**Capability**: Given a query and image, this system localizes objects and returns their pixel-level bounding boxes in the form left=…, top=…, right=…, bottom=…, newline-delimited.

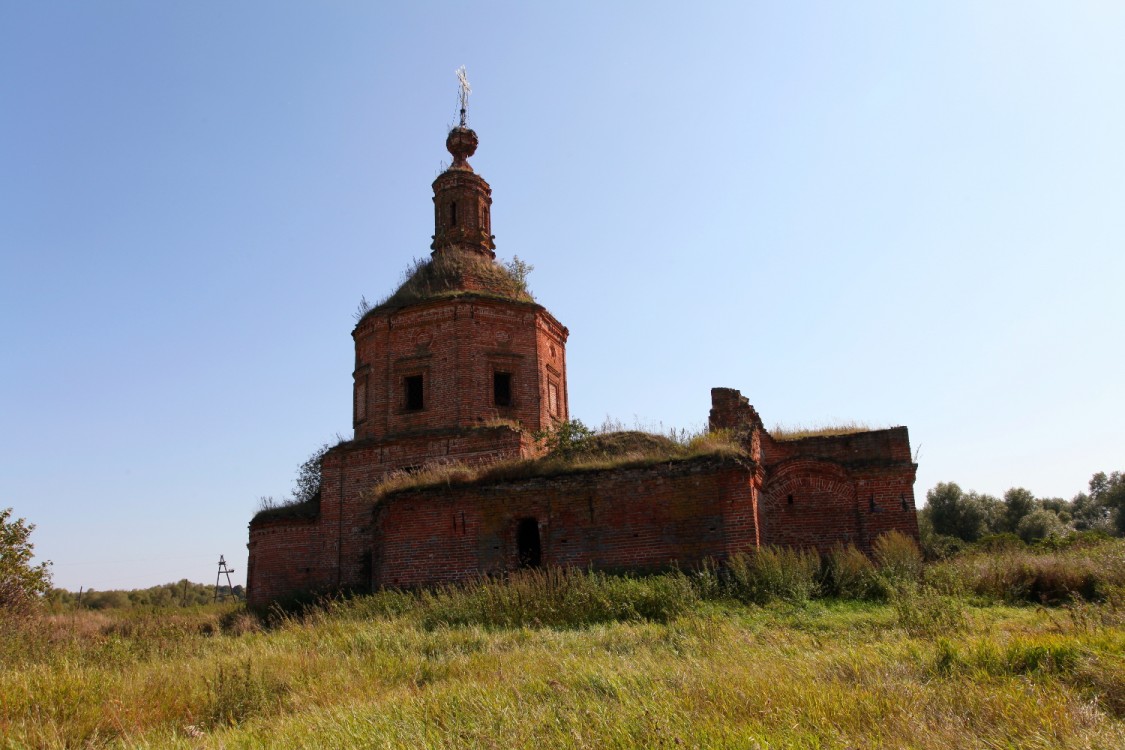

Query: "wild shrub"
left=917, top=512, right=965, bottom=560
left=932, top=544, right=1124, bottom=605
left=532, top=419, right=596, bottom=458
left=972, top=532, right=1026, bottom=552
left=724, top=547, right=820, bottom=604
left=822, top=544, right=884, bottom=600
left=202, top=659, right=288, bottom=728
left=873, top=530, right=924, bottom=587
left=0, top=508, right=52, bottom=615
left=690, top=558, right=724, bottom=601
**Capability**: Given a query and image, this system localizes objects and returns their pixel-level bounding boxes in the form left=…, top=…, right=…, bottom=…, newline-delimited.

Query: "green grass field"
left=3, top=541, right=1124, bottom=748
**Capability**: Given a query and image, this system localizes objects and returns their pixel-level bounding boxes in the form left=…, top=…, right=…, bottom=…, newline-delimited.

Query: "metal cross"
left=456, top=65, right=471, bottom=127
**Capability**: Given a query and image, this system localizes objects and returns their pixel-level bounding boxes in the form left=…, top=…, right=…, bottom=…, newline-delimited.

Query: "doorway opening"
left=516, top=518, right=542, bottom=569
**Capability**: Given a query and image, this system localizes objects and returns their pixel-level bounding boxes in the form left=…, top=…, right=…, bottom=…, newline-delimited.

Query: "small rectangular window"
left=493, top=372, right=512, bottom=406
left=405, top=375, right=424, bottom=411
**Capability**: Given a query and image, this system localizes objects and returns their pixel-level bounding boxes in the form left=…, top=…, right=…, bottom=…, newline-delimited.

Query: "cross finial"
left=455, top=65, right=471, bottom=128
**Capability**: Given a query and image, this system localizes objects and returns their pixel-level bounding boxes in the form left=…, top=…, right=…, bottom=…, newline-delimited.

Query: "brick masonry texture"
left=245, top=125, right=919, bottom=606
left=370, top=457, right=759, bottom=588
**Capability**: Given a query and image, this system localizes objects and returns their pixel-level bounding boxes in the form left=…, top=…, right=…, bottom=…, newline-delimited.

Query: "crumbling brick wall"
left=369, top=456, right=760, bottom=589
left=710, top=388, right=919, bottom=553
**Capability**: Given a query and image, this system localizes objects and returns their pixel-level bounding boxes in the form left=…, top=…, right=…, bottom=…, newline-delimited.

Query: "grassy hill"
left=3, top=538, right=1124, bottom=748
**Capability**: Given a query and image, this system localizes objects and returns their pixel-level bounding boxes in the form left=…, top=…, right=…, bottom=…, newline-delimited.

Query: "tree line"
left=920, top=470, right=1124, bottom=555
left=45, top=580, right=244, bottom=610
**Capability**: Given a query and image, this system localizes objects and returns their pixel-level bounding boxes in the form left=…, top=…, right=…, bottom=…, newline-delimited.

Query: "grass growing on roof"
left=770, top=420, right=889, bottom=441
left=362, top=251, right=535, bottom=318
left=367, top=427, right=747, bottom=504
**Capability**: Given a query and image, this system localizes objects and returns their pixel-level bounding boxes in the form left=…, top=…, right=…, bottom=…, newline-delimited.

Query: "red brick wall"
left=246, top=518, right=332, bottom=605
left=757, top=429, right=919, bottom=552
left=352, top=296, right=568, bottom=442
left=370, top=457, right=761, bottom=588
left=711, top=388, right=919, bottom=553
left=247, top=425, right=533, bottom=606
left=249, top=386, right=919, bottom=606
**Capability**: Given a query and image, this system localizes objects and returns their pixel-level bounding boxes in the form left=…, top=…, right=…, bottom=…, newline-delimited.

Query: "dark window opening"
left=517, top=518, right=541, bottom=568
left=451, top=202, right=458, bottom=226
left=405, top=375, right=424, bottom=411
left=493, top=372, right=512, bottom=406
left=787, top=494, right=794, bottom=505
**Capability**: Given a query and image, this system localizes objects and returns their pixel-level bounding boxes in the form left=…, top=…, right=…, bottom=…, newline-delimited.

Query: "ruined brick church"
left=246, top=107, right=919, bottom=606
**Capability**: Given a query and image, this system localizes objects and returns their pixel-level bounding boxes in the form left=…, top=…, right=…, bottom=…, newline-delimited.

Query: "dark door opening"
left=516, top=518, right=542, bottom=569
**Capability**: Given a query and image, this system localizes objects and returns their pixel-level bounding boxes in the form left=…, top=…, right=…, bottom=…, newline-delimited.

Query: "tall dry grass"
left=3, top=539, right=1124, bottom=748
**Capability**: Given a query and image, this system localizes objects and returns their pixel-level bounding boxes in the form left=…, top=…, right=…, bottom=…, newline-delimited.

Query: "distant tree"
left=923, top=483, right=1003, bottom=542
left=0, top=508, right=52, bottom=615
left=1089, top=471, right=1125, bottom=534
left=1039, top=497, right=1072, bottom=524
left=84, top=589, right=131, bottom=610
left=1001, top=487, right=1039, bottom=533
left=1068, top=471, right=1124, bottom=535
left=1016, top=508, right=1067, bottom=543
left=1070, top=491, right=1112, bottom=533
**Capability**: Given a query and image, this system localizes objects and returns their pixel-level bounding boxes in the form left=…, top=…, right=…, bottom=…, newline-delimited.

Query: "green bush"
left=873, top=531, right=924, bottom=586
left=724, top=547, right=821, bottom=604
left=822, top=544, right=885, bottom=600
left=1, top=508, right=52, bottom=615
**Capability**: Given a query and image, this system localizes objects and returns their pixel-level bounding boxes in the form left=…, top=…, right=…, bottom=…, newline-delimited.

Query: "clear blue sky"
left=2, top=2, right=1122, bottom=591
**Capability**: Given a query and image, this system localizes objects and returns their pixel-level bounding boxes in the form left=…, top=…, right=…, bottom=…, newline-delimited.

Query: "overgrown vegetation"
left=3, top=537, right=1124, bottom=748
left=0, top=507, right=51, bottom=615
left=769, top=420, right=882, bottom=441
left=252, top=442, right=336, bottom=523
left=365, top=420, right=746, bottom=505
left=919, top=470, right=1125, bottom=558
left=361, top=251, right=536, bottom=318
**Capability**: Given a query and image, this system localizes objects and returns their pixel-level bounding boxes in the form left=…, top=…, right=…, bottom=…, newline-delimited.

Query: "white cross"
left=456, top=66, right=471, bottom=125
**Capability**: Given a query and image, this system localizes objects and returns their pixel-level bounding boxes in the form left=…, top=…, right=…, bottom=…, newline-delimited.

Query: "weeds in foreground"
left=4, top=590, right=1124, bottom=749
left=892, top=583, right=967, bottom=637
left=7, top=538, right=1125, bottom=748
left=417, top=567, right=698, bottom=629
